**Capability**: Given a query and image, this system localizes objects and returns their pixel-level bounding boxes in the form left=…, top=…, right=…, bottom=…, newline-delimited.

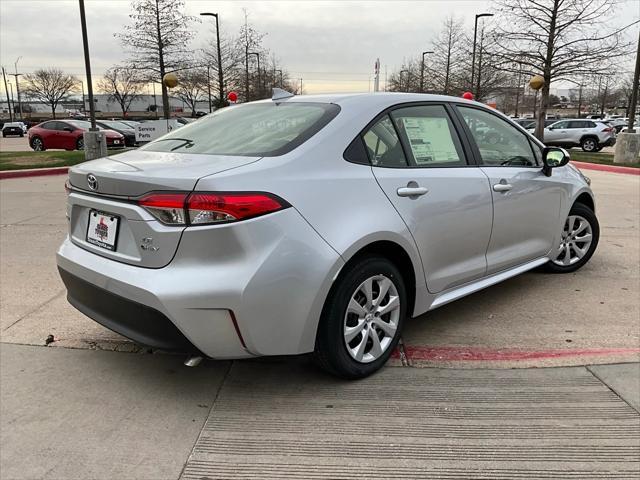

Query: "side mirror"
left=63, top=127, right=73, bottom=132
left=542, top=147, right=570, bottom=176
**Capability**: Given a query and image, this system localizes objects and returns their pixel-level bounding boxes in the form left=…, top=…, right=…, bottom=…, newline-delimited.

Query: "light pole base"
left=83, top=130, right=107, bottom=161
left=613, top=132, right=640, bottom=164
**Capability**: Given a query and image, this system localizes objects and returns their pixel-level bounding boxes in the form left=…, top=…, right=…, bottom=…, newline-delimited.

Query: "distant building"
left=1, top=94, right=211, bottom=120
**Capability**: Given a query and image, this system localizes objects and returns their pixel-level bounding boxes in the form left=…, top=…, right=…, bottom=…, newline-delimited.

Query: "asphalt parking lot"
left=1, top=170, right=639, bottom=479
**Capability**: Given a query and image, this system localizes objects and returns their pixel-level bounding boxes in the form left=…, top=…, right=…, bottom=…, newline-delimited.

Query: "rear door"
left=368, top=104, right=493, bottom=294
left=454, top=105, right=560, bottom=273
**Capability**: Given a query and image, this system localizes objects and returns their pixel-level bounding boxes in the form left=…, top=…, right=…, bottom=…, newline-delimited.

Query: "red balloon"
left=227, top=91, right=238, bottom=102
left=462, top=91, right=474, bottom=100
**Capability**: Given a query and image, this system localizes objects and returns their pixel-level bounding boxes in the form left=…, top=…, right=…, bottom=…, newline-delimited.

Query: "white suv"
left=533, top=119, right=616, bottom=152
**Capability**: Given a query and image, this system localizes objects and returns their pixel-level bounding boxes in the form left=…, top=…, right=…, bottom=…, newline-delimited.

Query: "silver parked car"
left=531, top=119, right=616, bottom=152
left=57, top=92, right=599, bottom=378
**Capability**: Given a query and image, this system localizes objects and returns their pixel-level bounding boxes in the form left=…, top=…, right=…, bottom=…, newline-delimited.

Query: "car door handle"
left=397, top=186, right=429, bottom=197
left=493, top=183, right=513, bottom=192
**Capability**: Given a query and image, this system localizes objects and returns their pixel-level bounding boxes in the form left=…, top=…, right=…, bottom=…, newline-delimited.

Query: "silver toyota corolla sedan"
left=57, top=92, right=599, bottom=378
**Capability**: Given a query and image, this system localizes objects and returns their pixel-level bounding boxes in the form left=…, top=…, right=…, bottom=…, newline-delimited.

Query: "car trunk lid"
left=68, top=150, right=260, bottom=197
left=66, top=150, right=260, bottom=268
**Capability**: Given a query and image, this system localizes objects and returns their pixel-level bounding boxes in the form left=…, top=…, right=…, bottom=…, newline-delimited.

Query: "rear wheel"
left=545, top=203, right=599, bottom=273
left=30, top=136, right=45, bottom=151
left=76, top=137, right=84, bottom=150
left=314, top=256, right=406, bottom=379
left=580, top=137, right=598, bottom=152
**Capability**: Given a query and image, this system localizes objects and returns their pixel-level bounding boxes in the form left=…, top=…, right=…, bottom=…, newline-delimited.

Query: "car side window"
left=363, top=115, right=408, bottom=167
left=552, top=120, right=569, bottom=129
left=389, top=105, right=467, bottom=167
left=40, top=121, right=56, bottom=130
left=457, top=106, right=538, bottom=167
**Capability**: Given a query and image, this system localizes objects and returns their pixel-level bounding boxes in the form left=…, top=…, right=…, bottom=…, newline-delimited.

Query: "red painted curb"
left=401, top=345, right=640, bottom=362
left=571, top=160, right=639, bottom=176
left=0, top=167, right=69, bottom=180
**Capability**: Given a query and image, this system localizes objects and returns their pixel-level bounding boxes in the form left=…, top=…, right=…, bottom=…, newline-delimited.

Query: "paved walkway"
left=1, top=344, right=638, bottom=479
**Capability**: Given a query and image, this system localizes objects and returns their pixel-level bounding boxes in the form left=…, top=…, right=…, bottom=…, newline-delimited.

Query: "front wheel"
left=314, top=256, right=406, bottom=379
left=545, top=203, right=599, bottom=273
left=76, top=137, right=84, bottom=150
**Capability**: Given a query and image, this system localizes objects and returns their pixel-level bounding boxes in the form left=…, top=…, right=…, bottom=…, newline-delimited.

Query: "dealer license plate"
left=86, top=210, right=119, bottom=251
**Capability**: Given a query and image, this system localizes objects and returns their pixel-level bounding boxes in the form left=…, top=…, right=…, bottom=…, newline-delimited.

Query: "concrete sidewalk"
left=1, top=343, right=638, bottom=480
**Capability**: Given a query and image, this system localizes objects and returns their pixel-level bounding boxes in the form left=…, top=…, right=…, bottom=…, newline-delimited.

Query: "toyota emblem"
left=87, top=174, right=98, bottom=191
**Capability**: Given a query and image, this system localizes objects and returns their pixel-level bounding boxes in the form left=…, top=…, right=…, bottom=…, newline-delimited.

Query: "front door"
left=455, top=105, right=560, bottom=274
left=544, top=120, right=571, bottom=145
left=367, top=104, right=493, bottom=294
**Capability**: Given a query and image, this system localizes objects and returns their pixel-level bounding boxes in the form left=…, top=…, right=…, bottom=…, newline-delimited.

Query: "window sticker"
left=401, top=117, right=461, bottom=164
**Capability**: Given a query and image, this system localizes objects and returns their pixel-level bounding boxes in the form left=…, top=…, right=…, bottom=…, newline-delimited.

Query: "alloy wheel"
left=582, top=139, right=596, bottom=152
left=552, top=215, right=593, bottom=266
left=32, top=138, right=43, bottom=151
left=343, top=274, right=400, bottom=363
left=77, top=138, right=84, bottom=150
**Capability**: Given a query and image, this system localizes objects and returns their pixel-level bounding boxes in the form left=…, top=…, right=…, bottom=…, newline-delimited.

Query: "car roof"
left=257, top=92, right=488, bottom=110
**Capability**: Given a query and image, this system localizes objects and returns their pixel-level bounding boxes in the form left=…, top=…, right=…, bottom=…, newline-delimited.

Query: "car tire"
left=30, top=136, right=45, bottom=151
left=76, top=137, right=84, bottom=150
left=580, top=137, right=598, bottom=152
left=314, top=255, right=407, bottom=379
left=544, top=202, right=599, bottom=274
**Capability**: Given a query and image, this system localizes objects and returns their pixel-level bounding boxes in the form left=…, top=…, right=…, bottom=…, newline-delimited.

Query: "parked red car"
left=28, top=119, right=125, bottom=151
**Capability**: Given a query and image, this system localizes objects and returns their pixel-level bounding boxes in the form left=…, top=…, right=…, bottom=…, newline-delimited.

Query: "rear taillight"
left=64, top=179, right=71, bottom=194
left=602, top=127, right=613, bottom=132
left=137, top=192, right=289, bottom=226
left=138, top=192, right=188, bottom=225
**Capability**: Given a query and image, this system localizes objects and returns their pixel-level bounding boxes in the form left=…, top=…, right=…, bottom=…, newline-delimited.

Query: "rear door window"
left=389, top=105, right=467, bottom=167
left=141, top=103, right=340, bottom=157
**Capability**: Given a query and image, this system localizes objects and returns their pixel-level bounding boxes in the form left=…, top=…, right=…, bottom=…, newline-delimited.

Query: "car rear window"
left=140, top=102, right=340, bottom=156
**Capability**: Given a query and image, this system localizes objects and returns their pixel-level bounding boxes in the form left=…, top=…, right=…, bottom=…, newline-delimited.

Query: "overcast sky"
left=0, top=0, right=638, bottom=95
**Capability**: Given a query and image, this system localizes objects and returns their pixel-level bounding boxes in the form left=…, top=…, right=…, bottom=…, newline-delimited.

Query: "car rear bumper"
left=56, top=208, right=343, bottom=359
left=59, top=267, right=199, bottom=352
left=602, top=137, right=616, bottom=147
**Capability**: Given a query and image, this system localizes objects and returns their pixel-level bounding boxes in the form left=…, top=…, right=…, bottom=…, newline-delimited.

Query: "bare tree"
left=174, top=70, right=208, bottom=117
left=116, top=0, right=197, bottom=119
left=429, top=16, right=466, bottom=95
left=238, top=9, right=267, bottom=101
left=493, top=0, right=638, bottom=139
left=201, top=33, right=244, bottom=108
left=97, top=66, right=145, bottom=116
left=22, top=68, right=78, bottom=119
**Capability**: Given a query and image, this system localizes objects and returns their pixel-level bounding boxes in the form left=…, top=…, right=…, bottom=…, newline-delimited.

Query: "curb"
left=0, top=167, right=69, bottom=180
left=399, top=345, right=640, bottom=362
left=571, top=160, right=639, bottom=176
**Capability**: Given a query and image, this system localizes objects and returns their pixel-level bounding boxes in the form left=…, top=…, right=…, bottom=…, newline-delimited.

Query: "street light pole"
left=78, top=0, right=96, bottom=131
left=13, top=56, right=23, bottom=121
left=274, top=69, right=282, bottom=88
left=299, top=78, right=303, bottom=95
left=627, top=31, right=640, bottom=133
left=249, top=52, right=261, bottom=98
left=400, top=69, right=409, bottom=92
left=200, top=13, right=224, bottom=108
left=471, top=13, right=493, bottom=92
left=2, top=67, right=13, bottom=122
left=420, top=51, right=433, bottom=93
left=206, top=65, right=212, bottom=113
